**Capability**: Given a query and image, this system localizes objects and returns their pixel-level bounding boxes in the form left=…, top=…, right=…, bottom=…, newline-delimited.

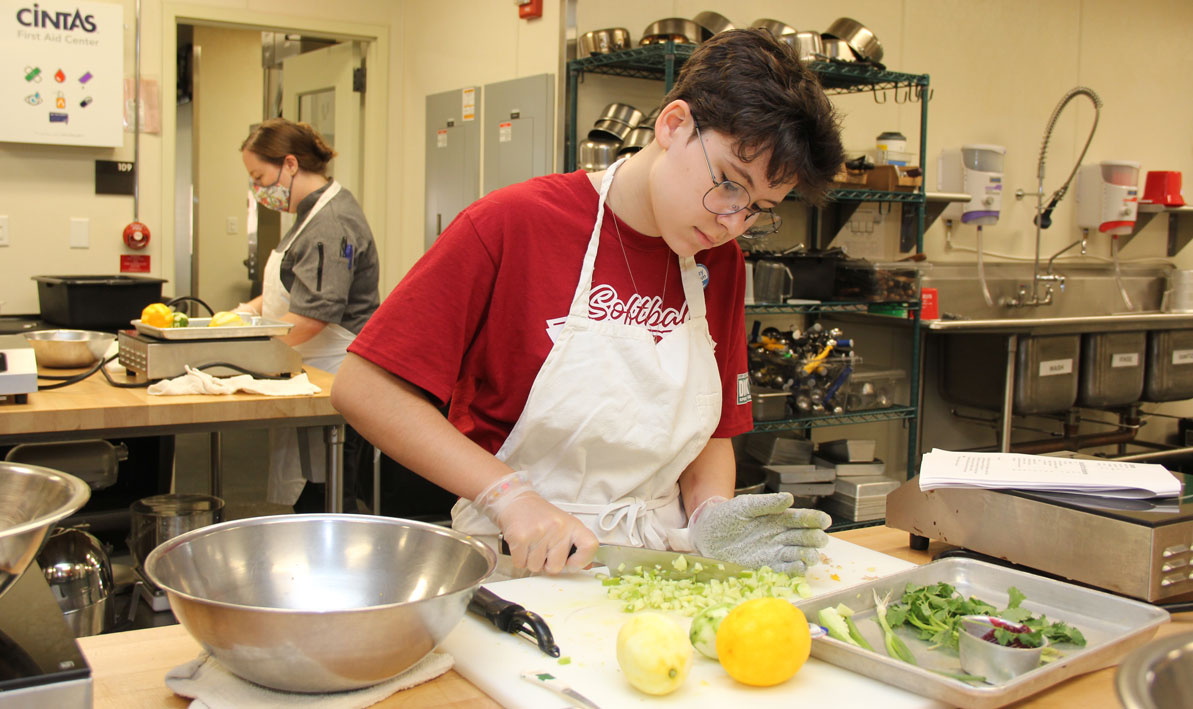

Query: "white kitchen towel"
left=147, top=365, right=321, bottom=396
left=165, top=651, right=453, bottom=709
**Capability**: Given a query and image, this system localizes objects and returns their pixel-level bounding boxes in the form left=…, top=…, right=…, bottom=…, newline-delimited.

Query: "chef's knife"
left=500, top=538, right=746, bottom=582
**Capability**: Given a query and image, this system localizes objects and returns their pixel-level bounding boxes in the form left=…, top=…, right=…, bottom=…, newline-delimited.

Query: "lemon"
left=616, top=613, right=692, bottom=695
left=140, top=303, right=173, bottom=328
left=716, top=597, right=810, bottom=687
left=208, top=311, right=245, bottom=327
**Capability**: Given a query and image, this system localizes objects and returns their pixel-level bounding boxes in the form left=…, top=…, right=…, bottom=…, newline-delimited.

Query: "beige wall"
left=192, top=24, right=262, bottom=310
left=3, top=0, right=1192, bottom=315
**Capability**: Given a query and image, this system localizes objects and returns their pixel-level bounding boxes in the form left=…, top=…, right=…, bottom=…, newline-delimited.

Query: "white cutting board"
left=441, top=536, right=947, bottom=708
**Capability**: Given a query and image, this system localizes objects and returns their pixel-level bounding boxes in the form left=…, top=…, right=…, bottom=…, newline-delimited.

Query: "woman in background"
left=238, top=118, right=380, bottom=512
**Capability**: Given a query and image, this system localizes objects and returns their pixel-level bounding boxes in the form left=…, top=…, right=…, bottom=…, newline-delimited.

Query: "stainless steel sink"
left=1116, top=631, right=1193, bottom=709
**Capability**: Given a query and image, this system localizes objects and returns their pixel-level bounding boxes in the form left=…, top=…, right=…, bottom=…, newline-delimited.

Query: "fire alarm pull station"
left=516, top=0, right=543, bottom=20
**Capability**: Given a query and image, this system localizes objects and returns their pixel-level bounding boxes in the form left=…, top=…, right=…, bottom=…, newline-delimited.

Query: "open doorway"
left=174, top=25, right=368, bottom=312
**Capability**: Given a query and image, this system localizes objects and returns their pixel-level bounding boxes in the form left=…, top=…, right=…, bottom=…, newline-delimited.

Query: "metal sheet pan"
left=794, top=558, right=1169, bottom=709
left=131, top=316, right=293, bottom=340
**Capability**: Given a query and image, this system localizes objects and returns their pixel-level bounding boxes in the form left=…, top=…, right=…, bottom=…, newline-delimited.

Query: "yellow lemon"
left=716, top=597, right=810, bottom=687
left=208, top=311, right=245, bottom=327
left=616, top=613, right=692, bottom=695
left=140, top=303, right=173, bottom=328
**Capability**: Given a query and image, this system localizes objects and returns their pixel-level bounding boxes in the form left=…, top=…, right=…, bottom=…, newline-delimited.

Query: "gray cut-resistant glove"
left=690, top=493, right=832, bottom=575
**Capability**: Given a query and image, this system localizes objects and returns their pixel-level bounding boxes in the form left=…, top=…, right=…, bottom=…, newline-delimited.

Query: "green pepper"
left=171, top=311, right=189, bottom=328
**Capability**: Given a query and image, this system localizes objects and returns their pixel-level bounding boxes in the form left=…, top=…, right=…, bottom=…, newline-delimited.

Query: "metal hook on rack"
left=913, top=86, right=934, bottom=103
left=871, top=85, right=887, bottom=104
left=893, top=86, right=908, bottom=104
left=908, top=85, right=920, bottom=103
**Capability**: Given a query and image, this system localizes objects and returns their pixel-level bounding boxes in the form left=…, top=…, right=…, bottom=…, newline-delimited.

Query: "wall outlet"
left=225, top=216, right=238, bottom=235
left=0, top=215, right=8, bottom=246
left=70, top=217, right=89, bottom=249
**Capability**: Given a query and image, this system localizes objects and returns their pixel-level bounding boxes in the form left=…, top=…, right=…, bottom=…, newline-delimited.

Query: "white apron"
left=452, top=158, right=723, bottom=549
left=262, top=180, right=358, bottom=505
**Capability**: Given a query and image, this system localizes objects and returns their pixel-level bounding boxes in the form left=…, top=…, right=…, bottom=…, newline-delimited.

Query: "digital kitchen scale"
left=117, top=330, right=302, bottom=382
left=0, top=334, right=38, bottom=405
left=886, top=471, right=1193, bottom=603
left=0, top=563, right=91, bottom=707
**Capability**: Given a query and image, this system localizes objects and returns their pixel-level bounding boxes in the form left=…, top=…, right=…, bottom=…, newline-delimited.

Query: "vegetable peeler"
left=468, top=586, right=560, bottom=657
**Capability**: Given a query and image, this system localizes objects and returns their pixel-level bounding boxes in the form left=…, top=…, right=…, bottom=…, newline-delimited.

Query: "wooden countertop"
left=0, top=363, right=341, bottom=442
left=77, top=526, right=1190, bottom=707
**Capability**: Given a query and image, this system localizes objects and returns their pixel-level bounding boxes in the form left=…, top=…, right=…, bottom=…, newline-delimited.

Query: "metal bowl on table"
left=639, top=18, right=702, bottom=46
left=692, top=11, right=735, bottom=40
left=0, top=462, right=91, bottom=602
left=24, top=329, right=116, bottom=368
left=824, top=17, right=883, bottom=63
left=144, top=514, right=497, bottom=693
left=36, top=527, right=115, bottom=637
left=1116, top=630, right=1193, bottom=709
left=578, top=27, right=631, bottom=57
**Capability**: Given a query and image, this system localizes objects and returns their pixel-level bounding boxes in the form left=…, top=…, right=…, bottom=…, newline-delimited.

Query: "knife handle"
left=468, top=586, right=522, bottom=630
left=498, top=538, right=578, bottom=557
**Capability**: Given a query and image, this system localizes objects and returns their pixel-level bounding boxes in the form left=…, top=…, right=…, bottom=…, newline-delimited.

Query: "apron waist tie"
left=556, top=485, right=680, bottom=548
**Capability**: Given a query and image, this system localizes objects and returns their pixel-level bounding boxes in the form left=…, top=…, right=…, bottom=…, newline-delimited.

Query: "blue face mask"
left=250, top=163, right=291, bottom=212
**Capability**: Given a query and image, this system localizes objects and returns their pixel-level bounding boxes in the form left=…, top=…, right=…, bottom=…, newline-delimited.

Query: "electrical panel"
left=425, top=87, right=481, bottom=251
left=482, top=74, right=554, bottom=195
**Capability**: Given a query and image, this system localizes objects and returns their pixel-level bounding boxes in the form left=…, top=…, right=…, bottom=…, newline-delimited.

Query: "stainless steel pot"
left=24, top=329, right=116, bottom=368
left=616, top=127, right=654, bottom=156
left=37, top=527, right=114, bottom=637
left=129, top=493, right=224, bottom=570
left=821, top=37, right=856, bottom=62
left=579, top=139, right=620, bottom=172
left=692, top=11, right=735, bottom=40
left=735, top=465, right=767, bottom=495
left=588, top=102, right=643, bottom=142
left=789, top=31, right=824, bottom=61
left=824, top=17, right=883, bottom=63
left=639, top=18, right=702, bottom=46
left=578, top=27, right=631, bottom=57
left=750, top=18, right=798, bottom=41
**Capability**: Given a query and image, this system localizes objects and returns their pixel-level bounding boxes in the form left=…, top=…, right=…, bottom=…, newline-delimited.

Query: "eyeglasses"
left=693, top=118, right=781, bottom=238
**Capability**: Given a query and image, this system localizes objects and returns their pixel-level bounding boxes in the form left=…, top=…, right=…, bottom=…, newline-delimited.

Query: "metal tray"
left=794, top=558, right=1169, bottom=709
left=131, top=316, right=293, bottom=340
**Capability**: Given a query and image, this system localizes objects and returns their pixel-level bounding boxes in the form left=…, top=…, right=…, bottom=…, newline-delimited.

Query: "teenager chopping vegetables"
left=332, top=29, right=846, bottom=574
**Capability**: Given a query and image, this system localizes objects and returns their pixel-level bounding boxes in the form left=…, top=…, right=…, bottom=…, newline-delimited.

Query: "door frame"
left=160, top=3, right=390, bottom=297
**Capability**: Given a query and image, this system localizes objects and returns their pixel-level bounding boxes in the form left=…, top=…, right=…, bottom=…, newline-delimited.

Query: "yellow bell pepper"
left=140, top=303, right=174, bottom=328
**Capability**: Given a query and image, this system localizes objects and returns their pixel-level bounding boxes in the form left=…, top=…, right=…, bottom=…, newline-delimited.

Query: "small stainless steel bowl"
left=1116, top=630, right=1193, bottom=709
left=24, top=329, right=116, bottom=368
left=788, top=31, right=824, bottom=61
left=957, top=615, right=1047, bottom=683
left=616, top=126, right=655, bottom=156
left=639, top=18, right=702, bottom=46
left=735, top=466, right=767, bottom=495
left=750, top=18, right=798, bottom=40
left=821, top=37, right=857, bottom=62
left=692, top=11, right=735, bottom=40
left=589, top=103, right=643, bottom=142
left=578, top=27, right=631, bottom=57
left=579, top=139, right=621, bottom=172
left=824, top=17, right=883, bottom=63
left=144, top=514, right=497, bottom=693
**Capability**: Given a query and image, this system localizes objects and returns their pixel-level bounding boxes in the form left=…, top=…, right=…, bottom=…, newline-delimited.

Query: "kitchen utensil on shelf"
left=821, top=37, right=856, bottom=61
left=824, top=17, right=883, bottom=63
left=588, top=102, right=643, bottom=142
left=468, top=586, right=560, bottom=657
left=0, top=462, right=90, bottom=602
left=144, top=514, right=497, bottom=693
left=578, top=27, right=631, bottom=57
left=750, top=18, right=798, bottom=41
left=753, top=259, right=795, bottom=303
left=789, top=31, right=824, bottom=61
left=36, top=527, right=114, bottom=637
left=5, top=439, right=127, bottom=491
left=639, top=18, right=702, bottom=46
left=128, top=493, right=224, bottom=570
left=692, top=10, right=735, bottom=40
left=1142, top=170, right=1185, bottom=206
left=578, top=139, right=620, bottom=172
left=23, top=330, right=115, bottom=368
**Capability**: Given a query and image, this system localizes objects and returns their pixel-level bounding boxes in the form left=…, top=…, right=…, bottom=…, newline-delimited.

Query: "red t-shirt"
left=349, top=170, right=753, bottom=454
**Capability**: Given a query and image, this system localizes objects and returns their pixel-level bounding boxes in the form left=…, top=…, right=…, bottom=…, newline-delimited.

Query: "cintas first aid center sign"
left=0, top=1, right=123, bottom=147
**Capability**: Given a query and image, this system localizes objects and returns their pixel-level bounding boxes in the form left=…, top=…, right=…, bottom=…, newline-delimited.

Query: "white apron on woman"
left=262, top=181, right=358, bottom=506
left=452, top=158, right=723, bottom=550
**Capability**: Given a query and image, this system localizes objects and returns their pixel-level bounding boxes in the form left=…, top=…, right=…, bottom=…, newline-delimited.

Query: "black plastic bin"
left=34, top=275, right=167, bottom=331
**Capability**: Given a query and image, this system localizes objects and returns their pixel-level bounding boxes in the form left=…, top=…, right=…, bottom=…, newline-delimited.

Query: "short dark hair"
left=241, top=118, right=338, bottom=175
left=663, top=29, right=844, bottom=206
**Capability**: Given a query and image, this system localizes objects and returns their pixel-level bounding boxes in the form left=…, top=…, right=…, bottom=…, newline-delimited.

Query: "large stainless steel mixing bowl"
left=24, top=329, right=116, bottom=368
left=0, top=462, right=91, bottom=601
left=144, top=514, right=497, bottom=693
left=1116, top=630, right=1193, bottom=709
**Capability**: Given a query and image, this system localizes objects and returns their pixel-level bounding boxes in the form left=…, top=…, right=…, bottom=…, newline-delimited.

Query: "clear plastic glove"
left=473, top=472, right=598, bottom=574
left=690, top=492, right=831, bottom=575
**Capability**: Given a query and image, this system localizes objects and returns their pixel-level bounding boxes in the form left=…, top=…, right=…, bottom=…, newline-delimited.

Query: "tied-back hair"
left=241, top=118, right=338, bottom=175
left=662, top=28, right=845, bottom=207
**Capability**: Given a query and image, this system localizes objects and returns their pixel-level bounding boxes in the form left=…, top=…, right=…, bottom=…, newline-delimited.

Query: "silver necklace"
left=610, top=208, right=669, bottom=301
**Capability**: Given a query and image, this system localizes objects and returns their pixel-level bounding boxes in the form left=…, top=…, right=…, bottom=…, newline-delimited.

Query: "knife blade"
left=498, top=538, right=746, bottom=581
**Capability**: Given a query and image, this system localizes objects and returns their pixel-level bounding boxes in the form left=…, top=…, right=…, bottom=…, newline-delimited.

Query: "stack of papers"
left=919, top=449, right=1182, bottom=499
